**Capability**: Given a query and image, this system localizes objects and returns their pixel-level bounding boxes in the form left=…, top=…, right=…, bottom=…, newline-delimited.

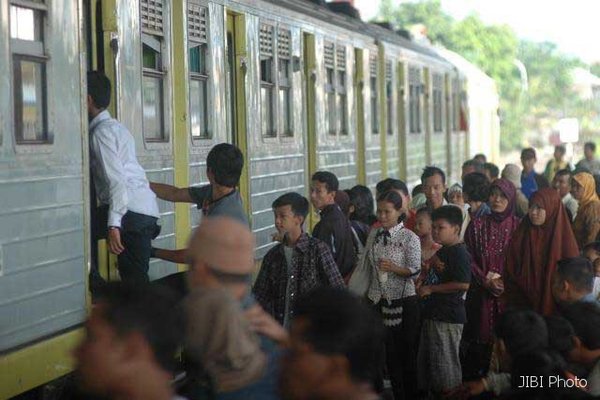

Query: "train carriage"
left=0, top=0, right=499, bottom=397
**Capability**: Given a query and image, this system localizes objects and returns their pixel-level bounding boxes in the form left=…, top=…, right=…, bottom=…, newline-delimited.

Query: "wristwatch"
left=108, top=226, right=121, bottom=231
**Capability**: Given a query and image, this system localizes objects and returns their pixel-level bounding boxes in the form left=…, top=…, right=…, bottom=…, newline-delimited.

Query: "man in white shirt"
left=552, top=169, right=578, bottom=221
left=87, top=71, right=160, bottom=283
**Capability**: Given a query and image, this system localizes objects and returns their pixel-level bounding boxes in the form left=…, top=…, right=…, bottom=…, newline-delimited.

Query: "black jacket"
left=312, top=204, right=357, bottom=278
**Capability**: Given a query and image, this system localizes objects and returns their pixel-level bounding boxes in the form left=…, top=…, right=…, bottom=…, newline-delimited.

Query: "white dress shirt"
left=89, top=110, right=159, bottom=227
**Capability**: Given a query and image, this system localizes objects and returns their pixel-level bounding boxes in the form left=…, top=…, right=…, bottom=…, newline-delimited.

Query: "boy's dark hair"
left=521, top=147, right=537, bottom=160
left=555, top=169, right=572, bottom=179
left=562, top=301, right=600, bottom=350
left=462, top=159, right=484, bottom=172
left=272, top=192, right=309, bottom=222
left=96, top=282, right=184, bottom=372
left=584, top=142, right=596, bottom=152
left=431, top=205, right=463, bottom=228
left=411, top=184, right=424, bottom=197
left=87, top=71, right=111, bottom=109
left=347, top=185, right=376, bottom=226
left=294, top=288, right=384, bottom=383
left=495, top=310, right=548, bottom=357
left=421, top=166, right=446, bottom=185
left=555, top=145, right=566, bottom=155
left=312, top=171, right=339, bottom=192
left=416, top=206, right=432, bottom=217
left=483, top=162, right=499, bottom=179
left=377, top=191, right=406, bottom=223
left=462, top=172, right=491, bottom=202
left=206, top=143, right=244, bottom=187
left=556, top=257, right=594, bottom=293
left=376, top=178, right=409, bottom=197
left=473, top=153, right=487, bottom=163
left=583, top=241, right=600, bottom=254
left=544, top=316, right=576, bottom=358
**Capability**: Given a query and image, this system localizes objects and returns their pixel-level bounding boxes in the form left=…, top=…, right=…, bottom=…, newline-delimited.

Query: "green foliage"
left=376, top=0, right=595, bottom=152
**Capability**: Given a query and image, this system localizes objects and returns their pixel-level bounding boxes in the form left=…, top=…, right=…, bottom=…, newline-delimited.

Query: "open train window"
left=10, top=1, right=52, bottom=144
left=188, top=3, right=210, bottom=140
left=141, top=0, right=168, bottom=143
left=370, top=54, right=378, bottom=135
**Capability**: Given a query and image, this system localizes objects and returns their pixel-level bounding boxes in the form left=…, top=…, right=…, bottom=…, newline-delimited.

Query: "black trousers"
left=95, top=206, right=159, bottom=284
left=384, top=295, right=420, bottom=400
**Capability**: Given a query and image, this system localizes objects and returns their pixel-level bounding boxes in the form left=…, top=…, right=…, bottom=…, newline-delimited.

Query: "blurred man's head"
left=281, top=288, right=384, bottom=400
left=483, top=162, right=499, bottom=181
left=552, top=257, right=594, bottom=305
left=206, top=143, right=244, bottom=188
left=521, top=148, right=537, bottom=173
left=421, top=166, right=447, bottom=209
left=310, top=171, right=339, bottom=211
left=74, top=283, right=183, bottom=397
left=554, top=145, right=566, bottom=161
left=186, top=217, right=255, bottom=298
left=494, top=310, right=548, bottom=366
left=552, top=169, right=572, bottom=198
left=462, top=159, right=484, bottom=181
left=584, top=142, right=596, bottom=161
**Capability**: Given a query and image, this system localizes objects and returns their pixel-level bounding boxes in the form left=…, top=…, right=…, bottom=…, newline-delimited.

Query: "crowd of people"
left=78, top=71, right=600, bottom=400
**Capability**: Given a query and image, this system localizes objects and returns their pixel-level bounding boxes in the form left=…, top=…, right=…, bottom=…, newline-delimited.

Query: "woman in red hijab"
left=503, top=188, right=579, bottom=315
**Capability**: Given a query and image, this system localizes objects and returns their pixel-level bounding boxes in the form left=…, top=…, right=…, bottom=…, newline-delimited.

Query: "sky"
left=354, top=0, right=600, bottom=64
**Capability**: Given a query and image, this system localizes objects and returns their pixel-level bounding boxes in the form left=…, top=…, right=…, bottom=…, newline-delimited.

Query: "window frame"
left=187, top=2, right=211, bottom=143
left=10, top=0, right=53, bottom=146
left=140, top=0, right=170, bottom=144
left=370, top=54, right=378, bottom=135
left=385, top=60, right=393, bottom=136
left=432, top=73, right=444, bottom=133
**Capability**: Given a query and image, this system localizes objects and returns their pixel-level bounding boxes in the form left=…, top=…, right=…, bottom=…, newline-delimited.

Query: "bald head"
left=187, top=217, right=255, bottom=278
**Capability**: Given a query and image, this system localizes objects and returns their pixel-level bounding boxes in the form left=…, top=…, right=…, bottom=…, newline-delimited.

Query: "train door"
left=87, top=0, right=179, bottom=281
left=225, top=11, right=250, bottom=220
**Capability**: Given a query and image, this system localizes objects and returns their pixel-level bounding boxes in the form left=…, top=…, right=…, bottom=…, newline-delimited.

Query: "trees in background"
left=377, top=0, right=600, bottom=152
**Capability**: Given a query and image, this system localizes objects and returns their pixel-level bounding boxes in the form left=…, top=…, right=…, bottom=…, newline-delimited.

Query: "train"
left=0, top=0, right=499, bottom=397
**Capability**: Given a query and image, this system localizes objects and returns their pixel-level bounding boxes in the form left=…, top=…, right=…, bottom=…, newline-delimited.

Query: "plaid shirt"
left=252, top=233, right=345, bottom=325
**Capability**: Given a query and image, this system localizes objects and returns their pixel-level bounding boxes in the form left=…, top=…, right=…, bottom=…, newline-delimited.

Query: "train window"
left=324, top=42, right=336, bottom=136
left=279, top=59, right=292, bottom=136
left=336, top=46, right=347, bottom=135
left=260, top=24, right=276, bottom=137
left=452, top=79, right=460, bottom=131
left=338, top=71, right=347, bottom=135
left=386, top=61, right=393, bottom=136
left=278, top=29, right=293, bottom=137
left=326, top=67, right=336, bottom=135
left=408, top=67, right=420, bottom=134
left=370, top=55, right=378, bottom=134
left=188, top=4, right=210, bottom=139
left=10, top=2, right=50, bottom=144
left=142, top=35, right=166, bottom=142
left=433, top=74, right=443, bottom=133
left=141, top=0, right=168, bottom=142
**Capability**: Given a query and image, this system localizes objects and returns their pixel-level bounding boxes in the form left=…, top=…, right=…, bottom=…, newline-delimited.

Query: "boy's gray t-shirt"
left=188, top=185, right=249, bottom=226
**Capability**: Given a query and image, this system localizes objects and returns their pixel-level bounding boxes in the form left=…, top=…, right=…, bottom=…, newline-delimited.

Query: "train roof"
left=262, top=0, right=452, bottom=64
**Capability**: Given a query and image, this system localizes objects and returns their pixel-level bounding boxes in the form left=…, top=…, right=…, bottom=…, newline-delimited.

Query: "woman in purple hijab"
left=463, top=178, right=521, bottom=376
